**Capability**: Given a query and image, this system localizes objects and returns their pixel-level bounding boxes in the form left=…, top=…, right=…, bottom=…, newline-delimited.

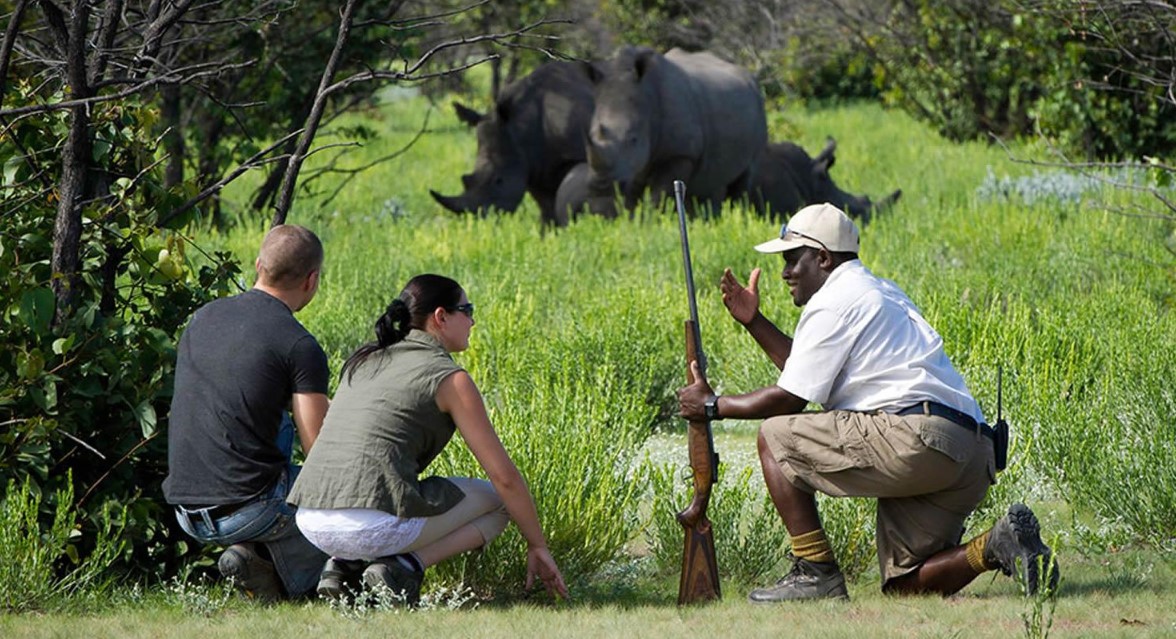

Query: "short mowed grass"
left=4, top=548, right=1175, bottom=638
left=7, top=87, right=1175, bottom=636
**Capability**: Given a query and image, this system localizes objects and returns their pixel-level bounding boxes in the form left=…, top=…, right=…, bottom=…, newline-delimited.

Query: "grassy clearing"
left=3, top=547, right=1174, bottom=638
left=30, top=88, right=1172, bottom=630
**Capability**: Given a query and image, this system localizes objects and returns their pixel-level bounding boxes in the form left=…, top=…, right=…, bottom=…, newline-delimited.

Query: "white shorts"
left=295, top=507, right=425, bottom=560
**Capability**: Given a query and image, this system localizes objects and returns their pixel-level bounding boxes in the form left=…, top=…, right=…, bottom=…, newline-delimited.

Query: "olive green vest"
left=288, top=330, right=465, bottom=517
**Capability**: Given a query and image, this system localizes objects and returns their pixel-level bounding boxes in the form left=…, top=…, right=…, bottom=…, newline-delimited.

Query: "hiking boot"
left=316, top=557, right=366, bottom=601
left=984, top=503, right=1060, bottom=595
left=218, top=543, right=284, bottom=602
left=748, top=554, right=848, bottom=603
left=362, top=556, right=424, bottom=605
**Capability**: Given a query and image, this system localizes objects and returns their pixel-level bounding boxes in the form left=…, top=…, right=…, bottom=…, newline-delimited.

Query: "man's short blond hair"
left=256, top=225, right=323, bottom=289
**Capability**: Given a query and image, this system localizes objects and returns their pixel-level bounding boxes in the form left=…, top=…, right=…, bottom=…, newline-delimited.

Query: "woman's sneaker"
left=218, top=543, right=284, bottom=602
left=362, top=556, right=423, bottom=605
left=983, top=503, right=1060, bottom=595
left=316, top=558, right=366, bottom=601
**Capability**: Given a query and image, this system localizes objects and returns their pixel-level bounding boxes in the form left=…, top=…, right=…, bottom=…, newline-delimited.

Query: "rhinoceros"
left=750, top=138, right=902, bottom=224
left=429, top=61, right=595, bottom=227
left=584, top=47, right=768, bottom=217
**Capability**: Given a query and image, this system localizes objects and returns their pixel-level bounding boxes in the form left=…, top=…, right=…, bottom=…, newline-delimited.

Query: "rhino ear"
left=814, top=137, right=837, bottom=167
left=634, top=48, right=658, bottom=79
left=813, top=157, right=832, bottom=178
left=453, top=101, right=484, bottom=127
left=583, top=60, right=606, bottom=84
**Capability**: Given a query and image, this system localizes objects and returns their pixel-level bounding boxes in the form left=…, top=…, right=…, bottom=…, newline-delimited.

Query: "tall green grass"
left=0, top=473, right=125, bottom=612
left=197, top=92, right=1176, bottom=595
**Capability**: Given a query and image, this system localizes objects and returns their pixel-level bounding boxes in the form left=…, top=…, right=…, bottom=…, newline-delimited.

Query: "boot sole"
left=1007, top=504, right=1060, bottom=594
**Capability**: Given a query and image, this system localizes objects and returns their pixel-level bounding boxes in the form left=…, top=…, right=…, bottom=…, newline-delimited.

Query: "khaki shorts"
left=760, top=410, right=995, bottom=584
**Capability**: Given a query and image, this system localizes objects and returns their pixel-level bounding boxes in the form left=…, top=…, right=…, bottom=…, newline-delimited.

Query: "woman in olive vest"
left=288, top=274, right=568, bottom=603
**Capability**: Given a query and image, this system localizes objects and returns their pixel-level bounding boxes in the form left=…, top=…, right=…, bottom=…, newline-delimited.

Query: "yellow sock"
left=791, top=529, right=835, bottom=564
left=965, top=530, right=991, bottom=573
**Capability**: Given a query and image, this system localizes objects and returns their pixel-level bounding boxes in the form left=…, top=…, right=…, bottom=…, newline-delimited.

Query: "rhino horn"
left=452, top=101, right=484, bottom=127
left=430, top=189, right=471, bottom=214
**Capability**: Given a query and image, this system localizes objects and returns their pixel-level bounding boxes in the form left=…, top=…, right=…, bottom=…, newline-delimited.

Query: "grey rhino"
left=430, top=61, right=595, bottom=227
left=584, top=47, right=768, bottom=217
left=750, top=138, right=902, bottom=224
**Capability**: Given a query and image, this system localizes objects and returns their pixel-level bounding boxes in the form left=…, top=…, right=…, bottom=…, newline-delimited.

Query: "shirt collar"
left=807, top=259, right=866, bottom=307
left=406, top=328, right=444, bottom=350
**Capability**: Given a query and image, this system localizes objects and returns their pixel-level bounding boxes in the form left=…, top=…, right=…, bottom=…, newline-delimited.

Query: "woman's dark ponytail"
left=373, top=298, right=411, bottom=347
left=340, top=274, right=462, bottom=384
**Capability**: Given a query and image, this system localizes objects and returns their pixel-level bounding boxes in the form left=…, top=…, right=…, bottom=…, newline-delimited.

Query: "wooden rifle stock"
left=673, top=179, right=721, bottom=605
left=677, top=320, right=721, bottom=604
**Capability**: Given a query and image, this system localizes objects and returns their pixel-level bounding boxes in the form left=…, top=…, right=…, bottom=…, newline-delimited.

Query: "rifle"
left=673, top=180, right=721, bottom=605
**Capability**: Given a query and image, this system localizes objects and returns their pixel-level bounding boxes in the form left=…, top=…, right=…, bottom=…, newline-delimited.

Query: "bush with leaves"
left=843, top=0, right=1176, bottom=159
left=0, top=86, right=242, bottom=580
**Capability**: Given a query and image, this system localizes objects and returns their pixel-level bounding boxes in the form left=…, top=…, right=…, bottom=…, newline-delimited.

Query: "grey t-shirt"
left=163, top=289, right=329, bottom=505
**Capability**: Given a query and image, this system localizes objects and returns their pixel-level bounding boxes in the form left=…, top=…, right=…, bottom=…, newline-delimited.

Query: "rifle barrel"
left=674, top=180, right=704, bottom=369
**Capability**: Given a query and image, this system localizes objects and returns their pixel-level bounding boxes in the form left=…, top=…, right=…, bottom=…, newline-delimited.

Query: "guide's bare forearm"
left=741, top=311, right=793, bottom=370
left=714, top=385, right=807, bottom=421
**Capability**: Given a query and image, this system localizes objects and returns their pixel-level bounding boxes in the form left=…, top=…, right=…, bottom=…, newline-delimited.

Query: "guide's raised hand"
left=720, top=267, right=761, bottom=325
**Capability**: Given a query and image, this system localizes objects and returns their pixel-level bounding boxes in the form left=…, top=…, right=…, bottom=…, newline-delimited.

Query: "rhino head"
left=584, top=47, right=658, bottom=209
left=430, top=101, right=529, bottom=216
left=808, top=138, right=901, bottom=224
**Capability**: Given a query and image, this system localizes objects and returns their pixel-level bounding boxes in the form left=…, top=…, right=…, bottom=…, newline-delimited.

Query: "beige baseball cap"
left=753, top=202, right=860, bottom=253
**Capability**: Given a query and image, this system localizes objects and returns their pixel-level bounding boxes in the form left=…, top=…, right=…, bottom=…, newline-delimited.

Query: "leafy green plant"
left=0, top=473, right=125, bottom=612
left=0, top=83, right=244, bottom=580
left=852, top=0, right=1176, bottom=159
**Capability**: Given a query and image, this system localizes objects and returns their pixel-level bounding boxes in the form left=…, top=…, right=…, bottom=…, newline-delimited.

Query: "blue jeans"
left=174, top=415, right=325, bottom=598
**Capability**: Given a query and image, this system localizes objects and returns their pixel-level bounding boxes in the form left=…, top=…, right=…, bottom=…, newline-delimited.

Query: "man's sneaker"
left=218, top=543, right=284, bottom=602
left=362, top=556, right=424, bottom=605
left=984, top=503, right=1060, bottom=595
left=748, top=554, right=848, bottom=603
left=316, top=558, right=366, bottom=601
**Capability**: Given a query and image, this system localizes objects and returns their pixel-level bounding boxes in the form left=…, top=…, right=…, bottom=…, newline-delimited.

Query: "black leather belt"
left=896, top=401, right=994, bottom=440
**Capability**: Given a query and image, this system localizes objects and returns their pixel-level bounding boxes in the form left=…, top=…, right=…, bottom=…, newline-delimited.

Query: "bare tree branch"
left=0, top=59, right=254, bottom=118
left=311, top=104, right=434, bottom=207
left=271, top=0, right=365, bottom=225
left=0, top=0, right=30, bottom=112
left=158, top=128, right=304, bottom=228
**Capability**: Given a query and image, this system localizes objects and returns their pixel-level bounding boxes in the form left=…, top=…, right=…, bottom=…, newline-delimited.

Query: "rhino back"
left=754, top=142, right=812, bottom=219
left=658, top=49, right=768, bottom=198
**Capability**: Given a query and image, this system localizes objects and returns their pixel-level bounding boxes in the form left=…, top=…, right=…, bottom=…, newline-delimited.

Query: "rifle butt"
left=678, top=518, right=721, bottom=605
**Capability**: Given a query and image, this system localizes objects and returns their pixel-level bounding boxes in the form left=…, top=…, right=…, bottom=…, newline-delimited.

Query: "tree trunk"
left=52, top=109, right=89, bottom=326
left=47, top=0, right=95, bottom=327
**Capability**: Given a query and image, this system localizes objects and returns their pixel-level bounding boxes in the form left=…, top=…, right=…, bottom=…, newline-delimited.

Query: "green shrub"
left=861, top=0, right=1176, bottom=159
left=0, top=87, right=245, bottom=580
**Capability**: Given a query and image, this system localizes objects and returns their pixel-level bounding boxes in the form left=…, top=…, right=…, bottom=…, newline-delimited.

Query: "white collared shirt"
left=778, top=260, right=985, bottom=422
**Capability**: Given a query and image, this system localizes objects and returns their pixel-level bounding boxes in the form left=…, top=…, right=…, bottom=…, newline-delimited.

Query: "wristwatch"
left=704, top=395, right=721, bottom=421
